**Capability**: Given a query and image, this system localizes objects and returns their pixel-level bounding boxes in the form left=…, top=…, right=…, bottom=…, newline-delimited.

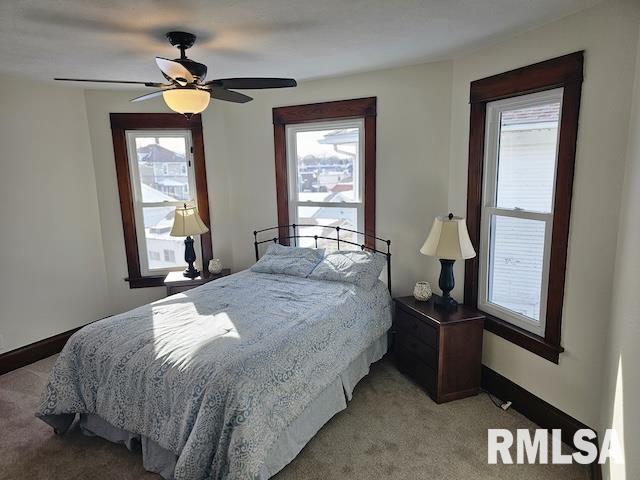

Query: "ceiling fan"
left=55, top=31, right=297, bottom=116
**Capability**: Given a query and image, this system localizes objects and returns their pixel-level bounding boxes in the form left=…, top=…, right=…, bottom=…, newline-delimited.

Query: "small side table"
left=164, top=269, right=231, bottom=296
left=393, top=295, right=485, bottom=403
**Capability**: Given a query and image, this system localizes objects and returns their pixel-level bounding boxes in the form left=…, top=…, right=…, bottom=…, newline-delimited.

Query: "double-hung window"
left=110, top=113, right=211, bottom=288
left=285, top=119, right=364, bottom=249
left=125, top=130, right=199, bottom=276
left=478, top=89, right=562, bottom=336
left=273, top=97, right=377, bottom=249
left=465, top=52, right=583, bottom=363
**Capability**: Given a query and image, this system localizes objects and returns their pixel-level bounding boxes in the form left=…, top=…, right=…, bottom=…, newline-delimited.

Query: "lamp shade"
left=163, top=89, right=210, bottom=115
left=420, top=214, right=476, bottom=260
left=170, top=203, right=209, bottom=237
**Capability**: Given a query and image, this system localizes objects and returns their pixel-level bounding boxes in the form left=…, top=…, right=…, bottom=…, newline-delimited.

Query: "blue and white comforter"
left=37, top=270, right=392, bottom=479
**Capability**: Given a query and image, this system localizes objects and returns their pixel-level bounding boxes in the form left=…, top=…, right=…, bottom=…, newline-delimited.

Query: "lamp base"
left=183, top=235, right=200, bottom=279
left=437, top=259, right=458, bottom=310
left=183, top=266, right=200, bottom=279
left=435, top=294, right=458, bottom=311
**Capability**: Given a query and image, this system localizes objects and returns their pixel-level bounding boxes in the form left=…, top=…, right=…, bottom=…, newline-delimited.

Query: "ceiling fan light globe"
left=162, top=89, right=210, bottom=115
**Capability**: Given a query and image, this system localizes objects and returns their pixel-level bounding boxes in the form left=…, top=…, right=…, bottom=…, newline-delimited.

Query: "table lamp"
left=420, top=213, right=476, bottom=308
left=170, top=202, right=209, bottom=278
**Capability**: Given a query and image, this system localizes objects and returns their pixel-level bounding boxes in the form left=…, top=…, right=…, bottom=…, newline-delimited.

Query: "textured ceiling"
left=0, top=0, right=597, bottom=86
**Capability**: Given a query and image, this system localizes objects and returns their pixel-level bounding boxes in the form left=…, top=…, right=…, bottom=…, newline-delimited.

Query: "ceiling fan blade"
left=209, top=86, right=253, bottom=103
left=155, top=58, right=194, bottom=86
left=55, top=78, right=165, bottom=87
left=207, top=78, right=297, bottom=89
left=130, top=90, right=170, bottom=103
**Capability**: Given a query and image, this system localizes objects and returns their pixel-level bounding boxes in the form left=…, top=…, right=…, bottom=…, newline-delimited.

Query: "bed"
left=36, top=226, right=392, bottom=480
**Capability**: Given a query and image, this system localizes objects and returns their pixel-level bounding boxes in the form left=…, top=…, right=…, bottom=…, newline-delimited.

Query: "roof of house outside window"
left=137, top=144, right=186, bottom=163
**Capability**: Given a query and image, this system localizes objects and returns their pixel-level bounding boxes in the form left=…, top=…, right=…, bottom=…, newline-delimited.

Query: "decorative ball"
left=413, top=281, right=432, bottom=301
left=208, top=258, right=223, bottom=274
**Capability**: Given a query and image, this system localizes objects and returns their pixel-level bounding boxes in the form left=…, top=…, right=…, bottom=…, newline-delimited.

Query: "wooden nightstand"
left=164, top=269, right=231, bottom=296
left=393, top=295, right=485, bottom=403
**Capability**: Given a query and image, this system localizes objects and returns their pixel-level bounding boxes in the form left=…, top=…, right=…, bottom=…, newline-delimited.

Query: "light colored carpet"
left=0, top=355, right=589, bottom=480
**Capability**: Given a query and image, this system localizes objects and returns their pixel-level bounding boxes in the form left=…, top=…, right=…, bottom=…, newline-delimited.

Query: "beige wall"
left=599, top=24, right=640, bottom=480
left=0, top=77, right=109, bottom=353
left=448, top=0, right=640, bottom=428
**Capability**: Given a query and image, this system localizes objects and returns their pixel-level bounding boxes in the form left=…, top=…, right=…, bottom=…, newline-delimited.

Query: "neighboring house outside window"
left=141, top=143, right=191, bottom=201
left=163, top=249, right=176, bottom=262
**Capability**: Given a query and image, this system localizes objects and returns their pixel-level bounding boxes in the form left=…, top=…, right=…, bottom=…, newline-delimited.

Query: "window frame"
left=285, top=118, right=366, bottom=244
left=464, top=52, right=584, bottom=363
left=110, top=113, right=212, bottom=288
left=273, top=97, right=377, bottom=248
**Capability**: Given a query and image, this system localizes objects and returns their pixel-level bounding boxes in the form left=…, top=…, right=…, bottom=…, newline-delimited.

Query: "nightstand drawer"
left=394, top=349, right=436, bottom=396
left=395, top=332, right=437, bottom=369
left=395, top=308, right=437, bottom=348
left=167, top=285, right=196, bottom=295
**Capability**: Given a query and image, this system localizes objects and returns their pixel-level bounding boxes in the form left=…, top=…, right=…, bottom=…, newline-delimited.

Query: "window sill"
left=482, top=312, right=564, bottom=364
left=125, top=276, right=166, bottom=288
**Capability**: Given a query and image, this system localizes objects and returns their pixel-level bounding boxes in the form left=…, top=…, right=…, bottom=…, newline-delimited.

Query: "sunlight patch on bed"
left=150, top=304, right=240, bottom=368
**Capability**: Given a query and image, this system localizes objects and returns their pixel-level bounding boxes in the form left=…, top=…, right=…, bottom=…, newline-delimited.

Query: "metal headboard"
left=253, top=224, right=392, bottom=293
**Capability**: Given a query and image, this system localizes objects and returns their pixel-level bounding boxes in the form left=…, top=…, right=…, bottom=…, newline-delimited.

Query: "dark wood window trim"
left=464, top=52, right=584, bottom=363
left=110, top=113, right=212, bottom=288
left=272, top=97, right=377, bottom=247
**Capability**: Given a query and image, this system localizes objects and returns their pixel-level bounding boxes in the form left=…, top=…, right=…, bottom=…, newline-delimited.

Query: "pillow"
left=309, top=250, right=386, bottom=290
left=251, top=243, right=325, bottom=278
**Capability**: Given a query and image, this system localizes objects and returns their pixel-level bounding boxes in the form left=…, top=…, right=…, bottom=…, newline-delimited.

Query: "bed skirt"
left=41, top=333, right=388, bottom=480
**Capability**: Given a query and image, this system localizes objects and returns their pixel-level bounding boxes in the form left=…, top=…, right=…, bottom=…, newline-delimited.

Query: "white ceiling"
left=0, top=0, right=598, bottom=86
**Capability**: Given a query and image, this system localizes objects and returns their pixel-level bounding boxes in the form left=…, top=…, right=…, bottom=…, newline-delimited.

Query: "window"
left=478, top=89, right=562, bottom=336
left=465, top=52, right=583, bottom=363
left=273, top=98, right=376, bottom=248
left=126, top=130, right=199, bottom=275
left=286, top=120, right=364, bottom=249
left=110, top=114, right=212, bottom=288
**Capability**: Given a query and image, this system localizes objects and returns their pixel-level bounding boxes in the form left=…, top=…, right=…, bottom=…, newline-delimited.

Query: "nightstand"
left=164, top=269, right=231, bottom=296
left=393, top=295, right=485, bottom=403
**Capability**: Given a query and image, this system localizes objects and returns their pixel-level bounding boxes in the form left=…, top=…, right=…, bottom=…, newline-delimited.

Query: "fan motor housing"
left=164, top=31, right=208, bottom=81
left=174, top=58, right=208, bottom=81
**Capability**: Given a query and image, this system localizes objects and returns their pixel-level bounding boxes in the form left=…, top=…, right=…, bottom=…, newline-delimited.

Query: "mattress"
left=37, top=270, right=392, bottom=479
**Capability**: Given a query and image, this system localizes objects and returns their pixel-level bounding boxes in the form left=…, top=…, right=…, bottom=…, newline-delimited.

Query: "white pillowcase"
left=309, top=250, right=386, bottom=290
left=251, top=243, right=325, bottom=277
